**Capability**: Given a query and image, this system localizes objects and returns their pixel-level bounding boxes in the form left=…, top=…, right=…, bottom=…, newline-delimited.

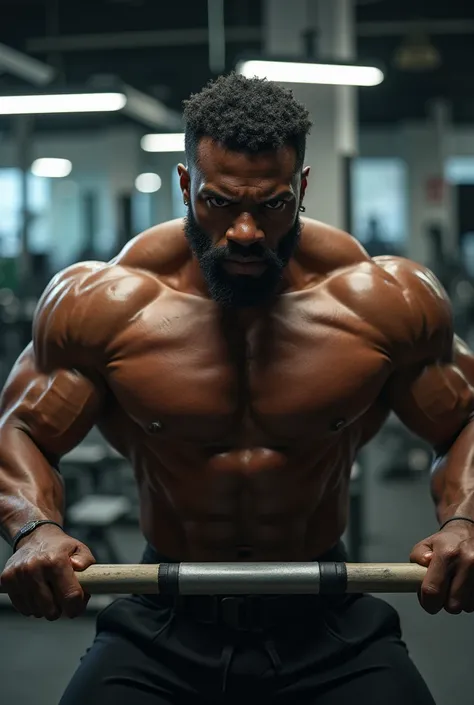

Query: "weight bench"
left=62, top=444, right=131, bottom=564
left=66, top=495, right=131, bottom=564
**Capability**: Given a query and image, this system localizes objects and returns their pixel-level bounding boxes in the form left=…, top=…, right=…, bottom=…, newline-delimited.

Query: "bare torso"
left=82, top=220, right=398, bottom=561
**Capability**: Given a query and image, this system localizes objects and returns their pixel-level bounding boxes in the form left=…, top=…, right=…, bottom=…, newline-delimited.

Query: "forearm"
left=0, top=423, right=65, bottom=544
left=431, top=420, right=474, bottom=523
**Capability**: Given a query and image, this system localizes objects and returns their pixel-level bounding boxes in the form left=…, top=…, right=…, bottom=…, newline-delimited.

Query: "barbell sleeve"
left=0, top=562, right=428, bottom=595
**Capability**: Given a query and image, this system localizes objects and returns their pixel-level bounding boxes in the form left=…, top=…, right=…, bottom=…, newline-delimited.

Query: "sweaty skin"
left=1, top=220, right=473, bottom=563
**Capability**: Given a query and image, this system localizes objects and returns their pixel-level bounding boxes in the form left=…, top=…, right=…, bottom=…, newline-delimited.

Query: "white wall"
left=359, top=123, right=458, bottom=264
left=0, top=125, right=181, bottom=266
left=448, top=128, right=474, bottom=156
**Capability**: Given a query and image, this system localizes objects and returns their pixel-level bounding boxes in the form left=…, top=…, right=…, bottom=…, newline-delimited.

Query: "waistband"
left=140, top=541, right=349, bottom=566
left=137, top=542, right=351, bottom=632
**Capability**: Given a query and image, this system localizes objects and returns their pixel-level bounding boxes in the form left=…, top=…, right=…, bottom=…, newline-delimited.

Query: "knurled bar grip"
left=0, top=562, right=428, bottom=595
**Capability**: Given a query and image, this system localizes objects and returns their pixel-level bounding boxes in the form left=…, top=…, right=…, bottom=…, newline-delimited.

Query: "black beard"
left=184, top=207, right=302, bottom=308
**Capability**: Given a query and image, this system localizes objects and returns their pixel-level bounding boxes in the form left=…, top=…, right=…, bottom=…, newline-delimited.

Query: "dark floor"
left=0, top=450, right=473, bottom=705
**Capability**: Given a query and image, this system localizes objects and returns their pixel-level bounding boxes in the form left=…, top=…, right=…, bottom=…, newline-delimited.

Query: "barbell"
left=0, top=562, right=428, bottom=595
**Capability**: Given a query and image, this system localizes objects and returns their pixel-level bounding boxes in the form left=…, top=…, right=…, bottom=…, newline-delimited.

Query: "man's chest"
left=103, top=291, right=393, bottom=442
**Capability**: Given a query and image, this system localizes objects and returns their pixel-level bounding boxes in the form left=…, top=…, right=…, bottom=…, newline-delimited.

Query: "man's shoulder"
left=335, top=254, right=452, bottom=362
left=373, top=255, right=451, bottom=320
left=299, top=226, right=453, bottom=356
left=37, top=259, right=160, bottom=319
left=299, top=219, right=371, bottom=273
left=114, top=218, right=189, bottom=274
left=34, top=258, right=161, bottom=363
left=373, top=255, right=453, bottom=354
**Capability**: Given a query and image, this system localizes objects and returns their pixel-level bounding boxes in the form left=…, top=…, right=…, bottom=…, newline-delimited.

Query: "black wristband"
left=439, top=516, right=474, bottom=532
left=11, top=520, right=64, bottom=553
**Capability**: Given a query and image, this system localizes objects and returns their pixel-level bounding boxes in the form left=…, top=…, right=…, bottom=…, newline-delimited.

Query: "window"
left=0, top=169, right=51, bottom=257
left=351, top=158, right=408, bottom=255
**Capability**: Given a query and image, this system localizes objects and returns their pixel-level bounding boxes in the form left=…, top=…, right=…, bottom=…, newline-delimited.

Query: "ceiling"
left=1, top=0, right=474, bottom=134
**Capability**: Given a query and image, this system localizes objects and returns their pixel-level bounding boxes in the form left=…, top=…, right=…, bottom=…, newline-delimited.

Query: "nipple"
left=148, top=421, right=163, bottom=434
left=331, top=418, right=346, bottom=432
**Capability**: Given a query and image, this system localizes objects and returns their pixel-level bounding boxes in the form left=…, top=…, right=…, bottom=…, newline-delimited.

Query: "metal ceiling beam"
left=26, top=26, right=261, bottom=53
left=122, top=84, right=182, bottom=130
left=357, top=19, right=474, bottom=36
left=0, top=42, right=55, bottom=85
left=25, top=17, right=474, bottom=57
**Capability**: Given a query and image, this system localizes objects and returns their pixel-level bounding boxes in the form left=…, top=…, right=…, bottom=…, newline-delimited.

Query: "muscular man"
left=1, top=74, right=474, bottom=705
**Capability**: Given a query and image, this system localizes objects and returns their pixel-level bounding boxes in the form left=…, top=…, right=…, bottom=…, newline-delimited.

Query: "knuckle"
left=63, top=590, right=83, bottom=603
left=20, top=564, right=39, bottom=582
left=1, top=569, right=14, bottom=584
left=441, top=546, right=459, bottom=561
left=460, top=548, right=474, bottom=565
left=40, top=553, right=56, bottom=567
left=24, top=557, right=41, bottom=571
left=42, top=555, right=65, bottom=572
left=422, top=583, right=441, bottom=597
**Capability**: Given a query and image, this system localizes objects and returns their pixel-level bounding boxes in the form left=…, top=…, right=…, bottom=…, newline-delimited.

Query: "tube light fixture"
left=135, top=173, right=162, bottom=193
left=237, top=59, right=384, bottom=87
left=31, top=158, right=72, bottom=178
left=0, top=92, right=127, bottom=115
left=141, top=133, right=185, bottom=153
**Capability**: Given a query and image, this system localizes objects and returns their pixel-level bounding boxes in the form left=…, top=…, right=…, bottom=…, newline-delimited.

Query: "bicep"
left=387, top=337, right=474, bottom=450
left=0, top=343, right=104, bottom=459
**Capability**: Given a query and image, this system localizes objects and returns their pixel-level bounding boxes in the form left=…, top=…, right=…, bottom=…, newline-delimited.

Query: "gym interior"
left=1, top=1, right=474, bottom=703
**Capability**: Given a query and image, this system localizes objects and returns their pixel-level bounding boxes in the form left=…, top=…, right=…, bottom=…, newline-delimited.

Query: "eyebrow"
left=200, top=187, right=295, bottom=203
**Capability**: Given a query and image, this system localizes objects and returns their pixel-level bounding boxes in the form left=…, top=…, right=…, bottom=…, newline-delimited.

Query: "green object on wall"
left=0, top=258, right=18, bottom=292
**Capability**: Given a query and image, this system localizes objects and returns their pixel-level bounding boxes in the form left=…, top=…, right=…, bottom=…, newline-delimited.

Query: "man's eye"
left=208, top=197, right=230, bottom=208
left=265, top=200, right=285, bottom=210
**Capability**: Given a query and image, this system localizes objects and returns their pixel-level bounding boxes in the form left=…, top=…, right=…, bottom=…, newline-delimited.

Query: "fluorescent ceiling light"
left=31, top=158, right=72, bottom=178
left=135, top=172, right=162, bottom=193
left=141, top=132, right=185, bottom=153
left=0, top=92, right=127, bottom=115
left=237, top=60, right=384, bottom=87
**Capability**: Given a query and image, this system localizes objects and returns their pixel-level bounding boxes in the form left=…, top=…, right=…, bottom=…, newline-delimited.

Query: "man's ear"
left=177, top=164, right=190, bottom=203
left=300, top=166, right=310, bottom=206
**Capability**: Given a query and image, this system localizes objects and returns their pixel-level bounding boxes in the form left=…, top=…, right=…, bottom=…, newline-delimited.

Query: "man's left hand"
left=410, top=520, right=474, bottom=614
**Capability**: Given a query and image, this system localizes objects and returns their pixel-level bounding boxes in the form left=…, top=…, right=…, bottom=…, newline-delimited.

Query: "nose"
left=226, top=213, right=265, bottom=247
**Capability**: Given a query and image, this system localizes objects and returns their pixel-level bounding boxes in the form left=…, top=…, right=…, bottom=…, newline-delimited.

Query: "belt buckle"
left=220, top=596, right=262, bottom=632
left=193, top=595, right=219, bottom=625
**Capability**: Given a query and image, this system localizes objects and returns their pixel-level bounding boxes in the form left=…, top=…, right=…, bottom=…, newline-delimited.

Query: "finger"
left=446, top=551, right=474, bottom=614
left=29, top=574, right=62, bottom=621
left=48, top=560, right=87, bottom=619
left=419, top=552, right=454, bottom=615
left=70, top=545, right=96, bottom=572
left=0, top=573, right=31, bottom=616
left=6, top=589, right=35, bottom=617
left=10, top=568, right=42, bottom=617
left=410, top=541, right=434, bottom=567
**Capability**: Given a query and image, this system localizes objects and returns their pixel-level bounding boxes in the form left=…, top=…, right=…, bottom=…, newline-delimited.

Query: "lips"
left=223, top=259, right=268, bottom=276
left=226, top=257, right=265, bottom=265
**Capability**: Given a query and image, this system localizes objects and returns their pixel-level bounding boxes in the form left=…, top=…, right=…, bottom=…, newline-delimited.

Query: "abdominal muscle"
left=132, top=442, right=352, bottom=562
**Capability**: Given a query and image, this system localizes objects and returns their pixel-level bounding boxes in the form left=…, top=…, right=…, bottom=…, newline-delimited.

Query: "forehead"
left=194, top=137, right=297, bottom=187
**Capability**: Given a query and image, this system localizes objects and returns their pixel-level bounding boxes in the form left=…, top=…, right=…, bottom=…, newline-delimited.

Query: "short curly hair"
left=183, top=73, right=312, bottom=172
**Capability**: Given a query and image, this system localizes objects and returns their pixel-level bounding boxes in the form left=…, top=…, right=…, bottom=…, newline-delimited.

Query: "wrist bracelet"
left=11, top=520, right=64, bottom=553
left=439, top=516, right=474, bottom=531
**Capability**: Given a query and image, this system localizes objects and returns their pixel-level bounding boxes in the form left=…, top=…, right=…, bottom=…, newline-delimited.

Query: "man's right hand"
left=0, top=524, right=96, bottom=621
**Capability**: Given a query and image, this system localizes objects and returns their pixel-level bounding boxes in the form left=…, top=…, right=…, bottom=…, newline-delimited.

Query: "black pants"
left=60, top=543, right=435, bottom=705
